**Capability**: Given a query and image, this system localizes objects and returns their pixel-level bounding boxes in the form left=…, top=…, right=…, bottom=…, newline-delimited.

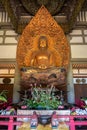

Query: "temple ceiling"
left=0, top=0, right=86, bottom=34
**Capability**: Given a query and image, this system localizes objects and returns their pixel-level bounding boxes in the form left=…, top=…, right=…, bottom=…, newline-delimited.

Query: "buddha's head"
left=38, top=36, right=48, bottom=49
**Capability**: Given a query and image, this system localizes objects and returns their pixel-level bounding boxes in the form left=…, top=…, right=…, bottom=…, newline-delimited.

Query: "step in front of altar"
left=17, top=109, right=70, bottom=122
left=17, top=109, right=70, bottom=116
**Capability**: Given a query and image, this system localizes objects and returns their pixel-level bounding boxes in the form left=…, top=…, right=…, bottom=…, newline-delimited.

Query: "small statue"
left=51, top=111, right=59, bottom=129
left=30, top=111, right=38, bottom=129
left=30, top=36, right=57, bottom=69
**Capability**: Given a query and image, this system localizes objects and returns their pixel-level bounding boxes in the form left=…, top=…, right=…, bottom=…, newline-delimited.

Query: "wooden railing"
left=0, top=115, right=87, bottom=130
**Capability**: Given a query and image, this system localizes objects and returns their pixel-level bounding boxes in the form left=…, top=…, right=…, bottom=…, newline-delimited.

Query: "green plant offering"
left=24, top=87, right=61, bottom=110
left=0, top=90, right=7, bottom=103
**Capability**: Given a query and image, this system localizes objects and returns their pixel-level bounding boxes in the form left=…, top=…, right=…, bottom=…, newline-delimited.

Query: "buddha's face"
left=39, top=37, right=48, bottom=49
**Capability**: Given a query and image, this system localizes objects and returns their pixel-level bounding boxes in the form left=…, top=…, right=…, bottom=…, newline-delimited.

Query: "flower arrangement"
left=19, top=85, right=62, bottom=110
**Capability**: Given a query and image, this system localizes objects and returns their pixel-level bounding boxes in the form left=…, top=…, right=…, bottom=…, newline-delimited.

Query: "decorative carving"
left=20, top=67, right=66, bottom=88
left=3, top=78, right=11, bottom=84
left=17, top=6, right=70, bottom=71
left=21, top=0, right=65, bottom=15
left=1, top=0, right=85, bottom=34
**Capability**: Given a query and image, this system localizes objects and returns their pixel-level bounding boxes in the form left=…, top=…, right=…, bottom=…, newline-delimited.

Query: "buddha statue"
left=30, top=36, right=57, bottom=69
left=20, top=36, right=66, bottom=88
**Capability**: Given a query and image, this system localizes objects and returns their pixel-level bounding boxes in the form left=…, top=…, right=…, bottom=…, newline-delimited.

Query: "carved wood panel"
left=17, top=6, right=70, bottom=71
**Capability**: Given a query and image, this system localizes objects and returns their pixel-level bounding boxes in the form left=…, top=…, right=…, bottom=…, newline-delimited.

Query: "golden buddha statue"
left=30, top=36, right=57, bottom=69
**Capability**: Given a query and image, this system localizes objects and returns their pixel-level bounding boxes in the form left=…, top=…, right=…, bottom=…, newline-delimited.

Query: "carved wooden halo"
left=16, top=5, right=70, bottom=70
